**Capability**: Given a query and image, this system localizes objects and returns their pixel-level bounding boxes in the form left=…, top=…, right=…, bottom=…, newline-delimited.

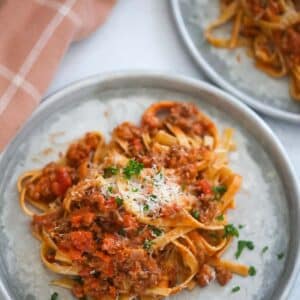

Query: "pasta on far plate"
left=18, top=101, right=252, bottom=299
left=205, top=0, right=300, bottom=100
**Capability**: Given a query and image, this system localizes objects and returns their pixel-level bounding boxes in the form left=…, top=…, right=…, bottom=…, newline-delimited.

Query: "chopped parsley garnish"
left=143, top=239, right=153, bottom=251
left=51, top=292, right=59, bottom=300
left=103, top=166, right=119, bottom=178
left=143, top=204, right=149, bottom=211
left=277, top=252, right=284, bottom=260
left=248, top=266, right=256, bottom=276
left=123, top=159, right=144, bottom=179
left=132, top=187, right=139, bottom=192
left=213, top=185, right=227, bottom=194
left=149, top=194, right=157, bottom=202
left=238, top=224, right=245, bottom=229
left=231, top=286, right=240, bottom=293
left=107, top=186, right=113, bottom=193
left=213, top=185, right=227, bottom=200
left=262, top=246, right=269, bottom=254
left=191, top=210, right=200, bottom=219
left=216, top=214, right=224, bottom=221
left=224, top=224, right=239, bottom=238
left=115, top=196, right=123, bottom=206
left=118, top=228, right=126, bottom=236
left=149, top=225, right=163, bottom=237
left=235, top=240, right=254, bottom=259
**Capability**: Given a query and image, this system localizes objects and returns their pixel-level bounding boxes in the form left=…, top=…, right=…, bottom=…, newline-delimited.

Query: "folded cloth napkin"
left=0, top=0, right=116, bottom=151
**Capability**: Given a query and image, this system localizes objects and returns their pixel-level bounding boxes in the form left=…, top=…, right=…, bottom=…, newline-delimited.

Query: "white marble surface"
left=8, top=0, right=300, bottom=298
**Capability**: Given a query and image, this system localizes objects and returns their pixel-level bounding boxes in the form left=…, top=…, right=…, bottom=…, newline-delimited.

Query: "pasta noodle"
left=18, top=101, right=250, bottom=299
left=205, top=0, right=300, bottom=100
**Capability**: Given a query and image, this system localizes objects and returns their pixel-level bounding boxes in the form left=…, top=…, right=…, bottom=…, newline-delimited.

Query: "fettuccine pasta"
left=205, top=0, right=300, bottom=100
left=18, top=101, right=250, bottom=299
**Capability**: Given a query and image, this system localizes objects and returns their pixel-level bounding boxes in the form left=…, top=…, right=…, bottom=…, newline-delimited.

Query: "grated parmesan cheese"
left=204, top=135, right=214, bottom=149
left=95, top=167, right=196, bottom=218
left=118, top=168, right=195, bottom=217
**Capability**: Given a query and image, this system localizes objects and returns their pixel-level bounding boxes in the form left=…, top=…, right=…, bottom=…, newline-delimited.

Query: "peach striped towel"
left=0, top=0, right=116, bottom=151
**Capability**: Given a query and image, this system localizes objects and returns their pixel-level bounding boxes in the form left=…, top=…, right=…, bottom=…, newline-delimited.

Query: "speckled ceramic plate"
left=0, top=72, right=299, bottom=300
left=170, top=0, right=300, bottom=122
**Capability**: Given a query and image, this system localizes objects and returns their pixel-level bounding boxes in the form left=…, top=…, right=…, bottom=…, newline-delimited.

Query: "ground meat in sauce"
left=114, top=248, right=161, bottom=293
left=142, top=146, right=209, bottom=184
left=196, top=264, right=215, bottom=287
left=66, top=132, right=101, bottom=167
left=192, top=179, right=218, bottom=224
left=160, top=203, right=182, bottom=218
left=246, top=0, right=283, bottom=19
left=27, top=163, right=77, bottom=203
left=113, top=123, right=212, bottom=184
left=32, top=209, right=63, bottom=234
left=198, top=201, right=218, bottom=224
left=113, top=122, right=146, bottom=156
left=166, top=103, right=206, bottom=136
left=31, top=177, right=162, bottom=299
left=215, top=266, right=233, bottom=286
left=142, top=102, right=213, bottom=138
left=278, top=27, right=300, bottom=65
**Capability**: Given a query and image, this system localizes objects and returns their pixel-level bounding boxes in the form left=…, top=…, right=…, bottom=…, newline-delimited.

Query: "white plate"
left=0, top=72, right=299, bottom=300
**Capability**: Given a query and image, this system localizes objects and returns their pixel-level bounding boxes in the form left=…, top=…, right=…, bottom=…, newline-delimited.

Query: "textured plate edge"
left=169, top=0, right=300, bottom=123
left=0, top=71, right=299, bottom=300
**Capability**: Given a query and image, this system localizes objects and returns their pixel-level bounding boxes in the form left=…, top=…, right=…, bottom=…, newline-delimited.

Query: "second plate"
left=170, top=0, right=300, bottom=122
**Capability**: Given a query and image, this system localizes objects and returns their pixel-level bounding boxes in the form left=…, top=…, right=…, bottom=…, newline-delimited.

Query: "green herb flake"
left=115, top=196, right=123, bottom=206
left=224, top=224, right=239, bottom=238
left=261, top=246, right=269, bottom=254
left=149, top=225, right=163, bottom=237
left=132, top=187, right=139, bottom=192
left=103, top=166, right=119, bottom=178
left=213, top=185, right=227, bottom=194
left=248, top=266, right=256, bottom=276
left=107, top=186, right=113, bottom=193
left=216, top=214, right=224, bottom=221
left=143, top=239, right=153, bottom=251
left=123, top=159, right=144, bottom=179
left=143, top=204, right=150, bottom=212
left=238, top=224, right=245, bottom=229
left=149, top=194, right=157, bottom=202
left=277, top=252, right=284, bottom=260
left=213, top=185, right=227, bottom=200
left=51, top=292, right=59, bottom=300
left=235, top=240, right=254, bottom=259
left=231, top=286, right=240, bottom=293
left=191, top=210, right=200, bottom=220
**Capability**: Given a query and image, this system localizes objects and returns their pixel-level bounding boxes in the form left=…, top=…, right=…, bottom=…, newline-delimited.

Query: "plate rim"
left=1, top=71, right=300, bottom=300
left=169, top=0, right=300, bottom=123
